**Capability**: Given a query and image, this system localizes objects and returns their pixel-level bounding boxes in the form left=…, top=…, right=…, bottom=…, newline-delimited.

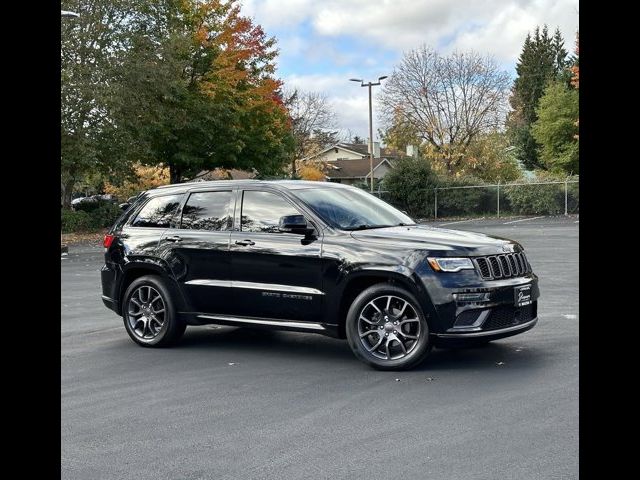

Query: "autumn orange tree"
left=104, top=164, right=170, bottom=201
left=114, top=0, right=293, bottom=184
left=571, top=33, right=579, bottom=138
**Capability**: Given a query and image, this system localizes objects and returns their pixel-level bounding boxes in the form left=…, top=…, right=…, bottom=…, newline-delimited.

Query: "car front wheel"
left=346, top=284, right=432, bottom=370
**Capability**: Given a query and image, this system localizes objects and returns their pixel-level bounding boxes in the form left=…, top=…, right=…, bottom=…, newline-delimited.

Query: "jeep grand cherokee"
left=101, top=180, right=539, bottom=370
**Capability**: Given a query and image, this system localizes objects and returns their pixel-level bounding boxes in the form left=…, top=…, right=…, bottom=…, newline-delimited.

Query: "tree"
left=570, top=33, right=579, bottom=90
left=570, top=32, right=579, bottom=139
left=383, top=158, right=438, bottom=218
left=380, top=46, right=511, bottom=174
left=61, top=0, right=140, bottom=207
left=531, top=81, right=579, bottom=174
left=458, top=133, right=521, bottom=183
left=283, top=88, right=337, bottom=175
left=298, top=165, right=326, bottom=181
left=507, top=26, right=570, bottom=170
left=104, top=164, right=170, bottom=201
left=113, top=0, right=293, bottom=184
left=379, top=111, right=422, bottom=156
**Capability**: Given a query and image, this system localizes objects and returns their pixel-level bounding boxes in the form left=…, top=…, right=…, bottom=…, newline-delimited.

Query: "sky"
left=241, top=0, right=579, bottom=141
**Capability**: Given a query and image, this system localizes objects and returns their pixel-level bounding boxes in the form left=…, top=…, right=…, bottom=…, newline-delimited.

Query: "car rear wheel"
left=122, top=275, right=186, bottom=347
left=346, top=284, right=432, bottom=370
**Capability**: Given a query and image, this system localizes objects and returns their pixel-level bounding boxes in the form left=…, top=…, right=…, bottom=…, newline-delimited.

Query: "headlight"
left=427, top=257, right=475, bottom=272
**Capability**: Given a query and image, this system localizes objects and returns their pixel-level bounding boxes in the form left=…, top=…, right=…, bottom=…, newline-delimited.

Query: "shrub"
left=383, top=158, right=438, bottom=218
left=89, top=201, right=122, bottom=228
left=73, top=198, right=103, bottom=213
left=436, top=176, right=491, bottom=217
left=504, top=172, right=571, bottom=215
left=61, top=210, right=94, bottom=233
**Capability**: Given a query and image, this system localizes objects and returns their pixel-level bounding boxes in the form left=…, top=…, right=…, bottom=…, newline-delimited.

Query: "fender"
left=326, top=265, right=438, bottom=331
left=118, top=257, right=190, bottom=315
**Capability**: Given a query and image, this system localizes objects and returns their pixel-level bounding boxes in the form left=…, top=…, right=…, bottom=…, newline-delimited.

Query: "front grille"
left=474, top=252, right=532, bottom=280
left=483, top=302, right=537, bottom=331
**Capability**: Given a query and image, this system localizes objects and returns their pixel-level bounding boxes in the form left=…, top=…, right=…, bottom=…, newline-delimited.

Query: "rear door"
left=157, top=188, right=235, bottom=314
left=229, top=189, right=324, bottom=322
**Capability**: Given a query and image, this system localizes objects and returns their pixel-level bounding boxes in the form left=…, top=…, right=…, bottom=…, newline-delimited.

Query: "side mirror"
left=119, top=202, right=131, bottom=212
left=278, top=215, right=312, bottom=235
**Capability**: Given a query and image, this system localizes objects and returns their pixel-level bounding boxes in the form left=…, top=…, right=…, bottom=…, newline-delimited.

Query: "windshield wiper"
left=344, top=224, right=394, bottom=231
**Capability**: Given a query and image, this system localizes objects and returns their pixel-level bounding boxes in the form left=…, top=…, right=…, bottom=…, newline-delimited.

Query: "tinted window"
left=181, top=191, right=233, bottom=231
left=131, top=194, right=182, bottom=228
left=241, top=191, right=301, bottom=233
left=293, top=187, right=414, bottom=230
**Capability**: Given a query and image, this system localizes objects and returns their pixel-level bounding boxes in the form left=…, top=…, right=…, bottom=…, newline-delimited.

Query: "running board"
left=196, top=314, right=327, bottom=331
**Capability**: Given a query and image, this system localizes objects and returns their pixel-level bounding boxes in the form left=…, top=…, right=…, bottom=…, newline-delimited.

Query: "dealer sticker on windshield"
left=515, top=284, right=532, bottom=307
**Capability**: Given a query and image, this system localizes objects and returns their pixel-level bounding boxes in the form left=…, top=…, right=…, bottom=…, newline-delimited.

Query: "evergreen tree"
left=507, top=25, right=569, bottom=170
left=531, top=81, right=579, bottom=174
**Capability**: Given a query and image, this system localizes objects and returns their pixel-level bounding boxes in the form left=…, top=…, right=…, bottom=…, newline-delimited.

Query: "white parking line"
left=503, top=216, right=545, bottom=225
left=574, top=220, right=579, bottom=223
left=439, top=217, right=484, bottom=226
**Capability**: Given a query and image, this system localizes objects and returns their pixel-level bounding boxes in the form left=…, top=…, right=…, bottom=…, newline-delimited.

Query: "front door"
left=230, top=189, right=324, bottom=323
left=157, top=189, right=235, bottom=314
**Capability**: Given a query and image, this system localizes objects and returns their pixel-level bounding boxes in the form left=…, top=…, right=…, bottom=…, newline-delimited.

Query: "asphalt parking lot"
left=61, top=215, right=578, bottom=480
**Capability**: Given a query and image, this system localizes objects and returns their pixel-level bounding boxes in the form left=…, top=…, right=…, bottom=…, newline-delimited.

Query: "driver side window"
left=241, top=190, right=301, bottom=233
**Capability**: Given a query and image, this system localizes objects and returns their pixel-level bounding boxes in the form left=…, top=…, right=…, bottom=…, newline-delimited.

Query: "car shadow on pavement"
left=414, top=342, right=545, bottom=372
left=174, top=326, right=544, bottom=372
left=176, top=326, right=355, bottom=362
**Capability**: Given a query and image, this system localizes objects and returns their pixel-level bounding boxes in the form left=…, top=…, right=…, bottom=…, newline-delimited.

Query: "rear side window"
left=180, top=191, right=233, bottom=231
left=131, top=194, right=183, bottom=228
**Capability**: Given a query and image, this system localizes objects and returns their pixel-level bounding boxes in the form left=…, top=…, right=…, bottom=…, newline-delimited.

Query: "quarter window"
left=180, top=191, right=233, bottom=231
left=241, top=191, right=301, bottom=233
left=131, top=194, right=182, bottom=228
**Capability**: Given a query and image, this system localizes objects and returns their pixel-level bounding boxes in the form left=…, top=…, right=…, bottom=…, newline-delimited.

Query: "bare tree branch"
left=282, top=88, right=338, bottom=162
left=380, top=46, right=510, bottom=173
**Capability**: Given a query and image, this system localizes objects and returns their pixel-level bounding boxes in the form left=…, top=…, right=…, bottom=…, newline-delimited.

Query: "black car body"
left=101, top=180, right=539, bottom=370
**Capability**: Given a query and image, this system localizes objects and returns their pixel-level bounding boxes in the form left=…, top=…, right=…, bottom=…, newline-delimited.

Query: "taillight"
left=103, top=234, right=116, bottom=249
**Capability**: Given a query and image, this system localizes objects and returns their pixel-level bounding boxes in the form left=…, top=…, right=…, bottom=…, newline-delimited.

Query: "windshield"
left=293, top=187, right=415, bottom=230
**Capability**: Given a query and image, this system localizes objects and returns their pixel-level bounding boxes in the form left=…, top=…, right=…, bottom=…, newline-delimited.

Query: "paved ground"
left=61, top=215, right=578, bottom=480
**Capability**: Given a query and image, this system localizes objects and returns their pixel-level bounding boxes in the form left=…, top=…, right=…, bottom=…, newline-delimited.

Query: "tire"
left=122, top=275, right=186, bottom=347
left=345, top=283, right=432, bottom=370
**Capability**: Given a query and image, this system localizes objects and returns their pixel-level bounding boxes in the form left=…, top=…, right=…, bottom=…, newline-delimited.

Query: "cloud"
left=283, top=73, right=384, bottom=138
left=246, top=0, right=578, bottom=62
left=245, top=0, right=579, bottom=137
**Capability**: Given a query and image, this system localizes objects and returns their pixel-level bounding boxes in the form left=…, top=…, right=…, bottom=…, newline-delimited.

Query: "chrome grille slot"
left=473, top=252, right=532, bottom=280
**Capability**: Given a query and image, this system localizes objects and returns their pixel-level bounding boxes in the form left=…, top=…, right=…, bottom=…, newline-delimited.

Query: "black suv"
left=101, top=180, right=539, bottom=370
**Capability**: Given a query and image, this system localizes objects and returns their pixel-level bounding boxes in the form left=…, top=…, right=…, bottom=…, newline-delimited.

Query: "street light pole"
left=350, top=76, right=387, bottom=193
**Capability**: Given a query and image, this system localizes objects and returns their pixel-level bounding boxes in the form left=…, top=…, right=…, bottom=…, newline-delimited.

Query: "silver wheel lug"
left=393, top=330, right=397, bottom=334
left=385, top=333, right=389, bottom=337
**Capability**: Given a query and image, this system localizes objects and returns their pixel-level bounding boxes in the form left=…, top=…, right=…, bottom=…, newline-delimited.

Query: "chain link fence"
left=373, top=177, right=579, bottom=220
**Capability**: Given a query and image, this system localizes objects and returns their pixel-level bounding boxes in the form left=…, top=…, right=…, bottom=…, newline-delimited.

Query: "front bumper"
left=435, top=316, right=537, bottom=339
left=419, top=271, right=540, bottom=338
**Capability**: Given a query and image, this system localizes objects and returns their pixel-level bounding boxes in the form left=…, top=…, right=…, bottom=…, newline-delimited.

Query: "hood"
left=350, top=224, right=523, bottom=256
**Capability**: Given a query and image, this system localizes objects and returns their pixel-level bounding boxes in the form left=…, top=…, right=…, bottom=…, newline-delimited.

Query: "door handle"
left=165, top=235, right=182, bottom=242
left=235, top=239, right=255, bottom=246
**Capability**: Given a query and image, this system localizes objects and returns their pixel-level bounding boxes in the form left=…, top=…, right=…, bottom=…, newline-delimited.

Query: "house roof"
left=337, top=143, right=369, bottom=156
left=325, top=158, right=393, bottom=179
left=302, top=142, right=403, bottom=164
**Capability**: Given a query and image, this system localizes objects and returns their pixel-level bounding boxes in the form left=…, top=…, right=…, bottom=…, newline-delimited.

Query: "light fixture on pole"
left=61, top=10, right=80, bottom=18
left=350, top=76, right=388, bottom=192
